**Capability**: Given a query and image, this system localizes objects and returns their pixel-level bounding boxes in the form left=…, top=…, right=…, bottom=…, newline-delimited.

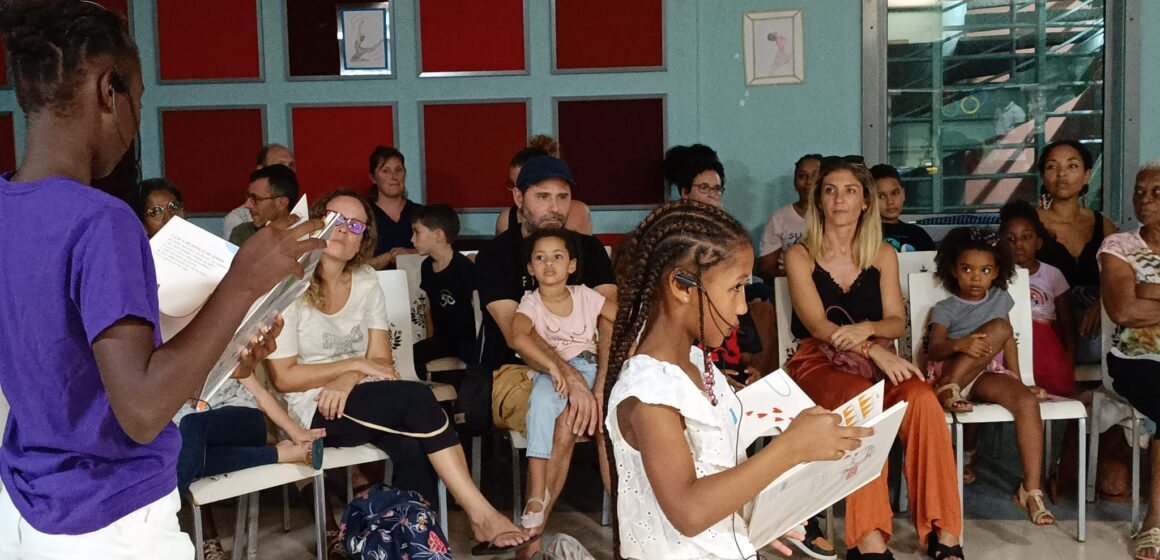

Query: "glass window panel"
left=885, top=0, right=1105, bottom=214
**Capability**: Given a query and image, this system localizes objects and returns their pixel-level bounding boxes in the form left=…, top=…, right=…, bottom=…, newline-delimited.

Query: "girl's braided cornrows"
left=604, top=199, right=748, bottom=559
left=0, top=0, right=136, bottom=114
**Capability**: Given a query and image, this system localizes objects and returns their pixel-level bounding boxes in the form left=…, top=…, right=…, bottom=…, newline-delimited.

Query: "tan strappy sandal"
left=936, top=383, right=974, bottom=413
left=1136, top=527, right=1160, bottom=560
left=1014, top=485, right=1055, bottom=526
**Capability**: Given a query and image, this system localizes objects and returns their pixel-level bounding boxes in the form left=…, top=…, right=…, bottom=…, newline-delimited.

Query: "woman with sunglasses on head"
left=135, top=178, right=185, bottom=237
left=0, top=2, right=323, bottom=558
left=784, top=157, right=964, bottom=560
left=266, top=190, right=534, bottom=558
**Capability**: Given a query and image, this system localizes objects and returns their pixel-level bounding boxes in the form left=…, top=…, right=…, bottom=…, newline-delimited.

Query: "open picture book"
left=150, top=196, right=339, bottom=404
left=727, top=370, right=908, bottom=549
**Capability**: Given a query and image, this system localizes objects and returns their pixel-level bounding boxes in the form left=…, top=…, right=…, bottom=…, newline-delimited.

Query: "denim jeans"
left=526, top=353, right=598, bottom=459
left=176, top=406, right=276, bottom=495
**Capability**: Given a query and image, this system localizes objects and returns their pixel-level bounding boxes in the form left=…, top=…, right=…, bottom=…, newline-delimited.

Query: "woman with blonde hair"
left=784, top=157, right=964, bottom=560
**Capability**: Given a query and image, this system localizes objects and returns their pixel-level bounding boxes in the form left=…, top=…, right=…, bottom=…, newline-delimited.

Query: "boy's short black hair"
left=522, top=228, right=582, bottom=284
left=869, top=164, right=902, bottom=185
left=934, top=227, right=1016, bottom=293
left=411, top=203, right=460, bottom=243
left=249, top=164, right=299, bottom=202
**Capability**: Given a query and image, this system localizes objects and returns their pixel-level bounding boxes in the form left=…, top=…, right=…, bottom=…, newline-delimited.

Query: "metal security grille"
left=885, top=0, right=1105, bottom=214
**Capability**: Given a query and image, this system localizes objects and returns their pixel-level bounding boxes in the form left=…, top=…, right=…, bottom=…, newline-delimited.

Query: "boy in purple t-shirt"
left=0, top=4, right=322, bottom=558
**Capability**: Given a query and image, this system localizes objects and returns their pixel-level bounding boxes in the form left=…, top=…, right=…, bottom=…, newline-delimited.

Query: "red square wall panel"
left=423, top=102, right=528, bottom=208
left=0, top=114, right=15, bottom=172
left=157, top=1, right=261, bottom=81
left=554, top=0, right=663, bottom=70
left=556, top=97, right=665, bottom=206
left=291, top=106, right=394, bottom=200
left=161, top=108, right=265, bottom=213
left=419, top=0, right=525, bottom=74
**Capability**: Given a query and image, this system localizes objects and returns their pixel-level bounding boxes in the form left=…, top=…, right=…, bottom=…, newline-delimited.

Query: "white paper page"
left=150, top=217, right=238, bottom=341
left=728, top=370, right=816, bottom=448
left=198, top=209, right=340, bottom=403
left=746, top=401, right=909, bottom=549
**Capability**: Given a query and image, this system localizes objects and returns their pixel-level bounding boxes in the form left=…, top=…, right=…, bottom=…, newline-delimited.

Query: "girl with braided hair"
left=0, top=2, right=323, bottom=557
left=604, top=200, right=870, bottom=559
left=783, top=157, right=962, bottom=560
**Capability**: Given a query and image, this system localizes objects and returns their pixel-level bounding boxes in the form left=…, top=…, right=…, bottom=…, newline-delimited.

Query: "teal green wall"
left=1140, top=1, right=1159, bottom=166
left=0, top=0, right=867, bottom=246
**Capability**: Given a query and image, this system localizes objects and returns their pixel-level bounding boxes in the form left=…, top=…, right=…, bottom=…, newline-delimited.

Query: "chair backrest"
left=376, top=270, right=419, bottom=381
left=773, top=277, right=799, bottom=368
left=908, top=269, right=1034, bottom=386
left=1101, top=306, right=1115, bottom=391
left=394, top=254, right=428, bottom=344
left=896, top=251, right=937, bottom=360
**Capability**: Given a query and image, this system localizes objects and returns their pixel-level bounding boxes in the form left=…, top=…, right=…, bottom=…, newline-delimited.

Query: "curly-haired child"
left=926, top=227, right=1053, bottom=526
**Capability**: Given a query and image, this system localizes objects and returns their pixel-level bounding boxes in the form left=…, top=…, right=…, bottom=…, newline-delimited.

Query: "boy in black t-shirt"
left=871, top=163, right=937, bottom=252
left=411, top=204, right=477, bottom=379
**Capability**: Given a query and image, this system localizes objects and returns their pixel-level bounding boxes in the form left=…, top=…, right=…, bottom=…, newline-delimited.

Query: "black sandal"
left=846, top=546, right=895, bottom=560
left=926, top=530, right=965, bottom=560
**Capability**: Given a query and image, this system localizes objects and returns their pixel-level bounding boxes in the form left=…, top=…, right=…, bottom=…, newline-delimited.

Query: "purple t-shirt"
left=0, top=173, right=180, bottom=534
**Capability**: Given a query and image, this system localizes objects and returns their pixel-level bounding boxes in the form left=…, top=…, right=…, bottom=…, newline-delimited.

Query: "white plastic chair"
left=1086, top=308, right=1145, bottom=532
left=896, top=251, right=938, bottom=361
left=908, top=270, right=1087, bottom=542
left=188, top=462, right=326, bottom=560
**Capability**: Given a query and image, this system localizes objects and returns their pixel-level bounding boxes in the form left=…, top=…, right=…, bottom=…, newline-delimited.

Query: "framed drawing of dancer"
left=743, top=10, right=805, bottom=86
left=337, top=2, right=392, bottom=76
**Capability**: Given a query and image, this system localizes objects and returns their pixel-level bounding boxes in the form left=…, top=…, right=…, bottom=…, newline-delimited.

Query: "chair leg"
left=1044, top=420, right=1053, bottom=481
left=471, top=436, right=482, bottom=489
left=282, top=485, right=291, bottom=532
left=193, top=504, right=205, bottom=560
left=232, top=495, right=247, bottom=560
left=246, top=493, right=259, bottom=560
left=1078, top=417, right=1087, bottom=542
left=1087, top=398, right=1101, bottom=503
left=1133, top=417, right=1142, bottom=535
left=955, top=422, right=965, bottom=541
left=313, top=474, right=327, bottom=560
left=825, top=506, right=835, bottom=544
left=511, top=441, right=522, bottom=524
left=601, top=491, right=611, bottom=527
left=438, top=480, right=449, bottom=537
left=346, top=466, right=354, bottom=502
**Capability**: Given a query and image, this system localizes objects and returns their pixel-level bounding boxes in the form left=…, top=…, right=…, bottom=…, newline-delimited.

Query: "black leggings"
left=311, top=380, right=459, bottom=500
left=1108, top=353, right=1160, bottom=440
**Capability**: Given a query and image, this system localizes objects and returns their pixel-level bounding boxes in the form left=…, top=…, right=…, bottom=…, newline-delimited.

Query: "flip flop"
left=470, top=531, right=540, bottom=556
left=309, top=438, right=325, bottom=470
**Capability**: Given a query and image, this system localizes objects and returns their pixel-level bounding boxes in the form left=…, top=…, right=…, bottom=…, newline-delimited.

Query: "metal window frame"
left=862, top=0, right=1140, bottom=222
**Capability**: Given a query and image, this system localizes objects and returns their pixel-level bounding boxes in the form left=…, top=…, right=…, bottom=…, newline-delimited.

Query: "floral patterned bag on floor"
left=341, top=483, right=450, bottom=560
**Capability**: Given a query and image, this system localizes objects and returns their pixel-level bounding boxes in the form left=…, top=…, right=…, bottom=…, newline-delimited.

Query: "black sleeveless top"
left=1036, top=210, right=1106, bottom=303
left=791, top=265, right=884, bottom=339
left=506, top=204, right=520, bottom=233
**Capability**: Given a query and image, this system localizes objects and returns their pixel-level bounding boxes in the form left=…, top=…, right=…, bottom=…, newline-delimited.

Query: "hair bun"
left=527, top=134, right=560, bottom=158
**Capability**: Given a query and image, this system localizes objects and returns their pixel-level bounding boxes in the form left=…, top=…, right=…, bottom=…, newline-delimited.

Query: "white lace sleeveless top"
left=605, top=347, right=757, bottom=559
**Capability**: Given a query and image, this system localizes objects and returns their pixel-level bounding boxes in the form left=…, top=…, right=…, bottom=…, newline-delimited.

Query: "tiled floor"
left=191, top=423, right=1146, bottom=559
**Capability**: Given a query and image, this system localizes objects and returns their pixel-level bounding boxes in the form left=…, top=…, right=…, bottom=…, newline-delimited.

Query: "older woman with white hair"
left=1099, top=161, right=1160, bottom=560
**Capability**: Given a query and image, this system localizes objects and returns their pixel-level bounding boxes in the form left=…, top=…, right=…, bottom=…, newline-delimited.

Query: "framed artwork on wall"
left=337, top=2, right=392, bottom=76
left=743, top=10, right=805, bottom=86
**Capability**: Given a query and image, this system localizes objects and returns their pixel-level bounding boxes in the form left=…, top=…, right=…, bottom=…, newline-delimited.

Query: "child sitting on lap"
left=512, top=229, right=616, bottom=534
left=925, top=227, right=1053, bottom=526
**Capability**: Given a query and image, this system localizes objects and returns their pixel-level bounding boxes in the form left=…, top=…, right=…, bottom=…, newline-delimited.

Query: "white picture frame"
left=337, top=2, right=391, bottom=76
left=743, top=10, right=805, bottom=86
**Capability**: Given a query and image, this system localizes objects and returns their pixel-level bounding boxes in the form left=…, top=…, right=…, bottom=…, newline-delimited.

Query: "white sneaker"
left=202, top=538, right=228, bottom=560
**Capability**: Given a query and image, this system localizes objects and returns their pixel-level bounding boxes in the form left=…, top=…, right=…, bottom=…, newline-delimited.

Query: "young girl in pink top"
left=511, top=229, right=616, bottom=538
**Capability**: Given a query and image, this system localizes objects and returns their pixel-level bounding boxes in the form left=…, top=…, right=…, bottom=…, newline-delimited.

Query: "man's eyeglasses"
left=333, top=213, right=368, bottom=235
left=245, top=192, right=282, bottom=203
left=145, top=201, right=183, bottom=218
left=693, top=183, right=726, bottom=197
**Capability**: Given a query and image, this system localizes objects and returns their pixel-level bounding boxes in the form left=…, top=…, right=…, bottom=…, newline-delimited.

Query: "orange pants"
left=785, top=339, right=962, bottom=548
